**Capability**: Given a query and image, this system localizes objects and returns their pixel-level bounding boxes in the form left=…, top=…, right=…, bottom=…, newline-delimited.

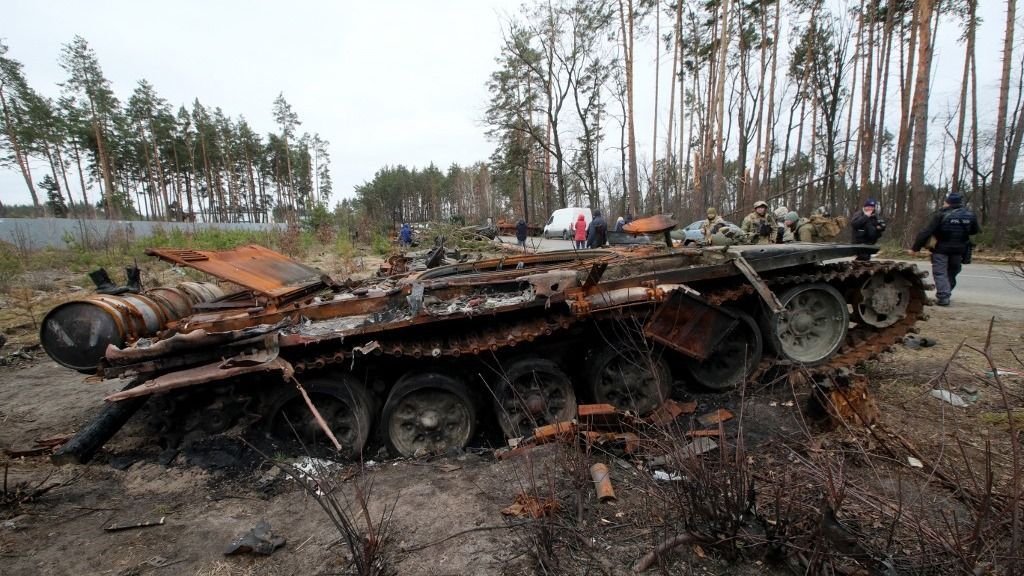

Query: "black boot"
left=125, top=265, right=142, bottom=293
left=89, top=268, right=128, bottom=295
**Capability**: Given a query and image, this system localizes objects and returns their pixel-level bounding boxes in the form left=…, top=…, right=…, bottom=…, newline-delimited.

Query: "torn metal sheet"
left=644, top=292, right=738, bottom=361
left=147, top=244, right=325, bottom=301
left=622, top=214, right=678, bottom=234
left=105, top=357, right=294, bottom=402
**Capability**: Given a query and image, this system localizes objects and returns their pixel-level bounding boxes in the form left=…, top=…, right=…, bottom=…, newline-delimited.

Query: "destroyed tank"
left=42, top=215, right=930, bottom=464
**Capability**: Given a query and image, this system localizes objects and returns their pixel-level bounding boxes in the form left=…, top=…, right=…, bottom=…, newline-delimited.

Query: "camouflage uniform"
left=740, top=211, right=774, bottom=245
left=699, top=216, right=727, bottom=244
left=792, top=218, right=816, bottom=242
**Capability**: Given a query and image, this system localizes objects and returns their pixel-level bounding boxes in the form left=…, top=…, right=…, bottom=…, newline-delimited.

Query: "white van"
left=542, top=207, right=592, bottom=239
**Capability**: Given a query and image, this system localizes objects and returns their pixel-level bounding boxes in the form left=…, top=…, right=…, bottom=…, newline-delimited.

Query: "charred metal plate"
left=147, top=245, right=324, bottom=300
left=622, top=214, right=678, bottom=235
left=643, top=292, right=738, bottom=361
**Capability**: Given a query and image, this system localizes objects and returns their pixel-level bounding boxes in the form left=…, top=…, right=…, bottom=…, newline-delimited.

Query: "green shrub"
left=371, top=233, right=391, bottom=255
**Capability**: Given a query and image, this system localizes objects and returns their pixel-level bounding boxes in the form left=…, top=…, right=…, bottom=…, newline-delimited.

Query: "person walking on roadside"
left=398, top=223, right=413, bottom=249
left=587, top=210, right=608, bottom=248
left=910, top=193, right=980, bottom=307
left=573, top=213, right=587, bottom=249
left=850, top=199, right=886, bottom=261
left=515, top=217, right=528, bottom=249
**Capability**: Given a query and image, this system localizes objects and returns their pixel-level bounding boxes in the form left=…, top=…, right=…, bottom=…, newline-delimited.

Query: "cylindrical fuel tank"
left=40, top=282, right=224, bottom=373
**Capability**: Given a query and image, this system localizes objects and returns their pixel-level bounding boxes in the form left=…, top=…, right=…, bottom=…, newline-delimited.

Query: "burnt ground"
left=1, top=301, right=1023, bottom=575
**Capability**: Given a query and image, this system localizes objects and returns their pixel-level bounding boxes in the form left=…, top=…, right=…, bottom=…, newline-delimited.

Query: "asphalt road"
left=498, top=236, right=1024, bottom=309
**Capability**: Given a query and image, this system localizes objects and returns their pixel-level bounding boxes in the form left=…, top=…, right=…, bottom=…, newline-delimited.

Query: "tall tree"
left=0, top=40, right=43, bottom=214
left=272, top=93, right=300, bottom=218
left=59, top=36, right=121, bottom=218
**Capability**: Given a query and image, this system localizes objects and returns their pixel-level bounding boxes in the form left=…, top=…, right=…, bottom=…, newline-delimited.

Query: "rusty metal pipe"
left=590, top=463, right=616, bottom=502
left=41, top=282, right=224, bottom=373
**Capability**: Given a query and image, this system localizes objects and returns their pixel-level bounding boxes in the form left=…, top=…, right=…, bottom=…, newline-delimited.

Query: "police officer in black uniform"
left=850, top=199, right=886, bottom=261
left=910, top=193, right=980, bottom=306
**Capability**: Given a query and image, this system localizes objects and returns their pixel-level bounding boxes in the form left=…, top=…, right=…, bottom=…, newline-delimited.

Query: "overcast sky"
left=0, top=0, right=1010, bottom=208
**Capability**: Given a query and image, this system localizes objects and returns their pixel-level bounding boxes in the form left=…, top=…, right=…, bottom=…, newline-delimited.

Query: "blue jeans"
left=931, top=252, right=962, bottom=300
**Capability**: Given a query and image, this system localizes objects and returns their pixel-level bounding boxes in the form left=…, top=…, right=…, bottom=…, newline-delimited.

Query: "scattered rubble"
left=223, top=520, right=287, bottom=556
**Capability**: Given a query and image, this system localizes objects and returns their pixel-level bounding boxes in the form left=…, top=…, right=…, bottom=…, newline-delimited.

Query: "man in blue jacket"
left=399, top=223, right=413, bottom=249
left=910, top=193, right=980, bottom=306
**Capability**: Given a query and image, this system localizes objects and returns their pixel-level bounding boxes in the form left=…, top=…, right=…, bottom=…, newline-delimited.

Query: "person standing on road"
left=515, top=217, right=528, bottom=249
left=910, top=193, right=980, bottom=307
left=573, top=213, right=587, bottom=249
left=850, top=199, right=886, bottom=261
left=587, top=210, right=608, bottom=248
left=614, top=216, right=625, bottom=232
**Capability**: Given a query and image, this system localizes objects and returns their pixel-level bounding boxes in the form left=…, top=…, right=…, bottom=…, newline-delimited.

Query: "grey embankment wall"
left=0, top=218, right=283, bottom=250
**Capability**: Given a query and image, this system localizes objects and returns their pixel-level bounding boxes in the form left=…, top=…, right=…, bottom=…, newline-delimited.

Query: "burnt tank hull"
left=45, top=241, right=930, bottom=462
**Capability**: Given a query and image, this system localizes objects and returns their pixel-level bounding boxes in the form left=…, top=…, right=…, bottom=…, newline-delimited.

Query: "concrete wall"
left=0, top=218, right=283, bottom=250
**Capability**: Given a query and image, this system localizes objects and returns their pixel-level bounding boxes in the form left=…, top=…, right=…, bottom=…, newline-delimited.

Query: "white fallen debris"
left=653, top=470, right=683, bottom=481
left=930, top=389, right=969, bottom=408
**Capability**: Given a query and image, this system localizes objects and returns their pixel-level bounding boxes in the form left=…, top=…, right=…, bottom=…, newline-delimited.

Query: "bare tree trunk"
left=55, top=144, right=76, bottom=213
left=70, top=139, right=92, bottom=216
left=89, top=102, right=118, bottom=219
left=969, top=19, right=983, bottom=220
left=858, top=0, right=878, bottom=194
left=762, top=0, right=781, bottom=195
left=665, top=0, right=681, bottom=207
left=618, top=0, right=639, bottom=215
left=950, top=1, right=976, bottom=198
left=873, top=6, right=895, bottom=194
left=894, top=7, right=917, bottom=224
left=651, top=0, right=660, bottom=211
left=992, top=0, right=1018, bottom=245
left=712, top=0, right=732, bottom=204
left=908, top=0, right=935, bottom=241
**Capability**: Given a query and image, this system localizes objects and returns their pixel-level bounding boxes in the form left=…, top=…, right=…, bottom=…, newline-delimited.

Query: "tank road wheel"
left=586, top=343, right=671, bottom=415
left=683, top=310, right=763, bottom=391
left=766, top=283, right=849, bottom=365
left=265, top=375, right=374, bottom=457
left=853, top=272, right=912, bottom=328
left=493, top=358, right=577, bottom=439
left=382, top=373, right=476, bottom=457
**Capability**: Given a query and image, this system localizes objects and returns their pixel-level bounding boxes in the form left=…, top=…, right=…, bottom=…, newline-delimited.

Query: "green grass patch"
left=980, top=410, right=1024, bottom=430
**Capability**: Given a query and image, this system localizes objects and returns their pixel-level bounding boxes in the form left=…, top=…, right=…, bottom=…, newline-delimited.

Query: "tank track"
left=288, top=260, right=931, bottom=383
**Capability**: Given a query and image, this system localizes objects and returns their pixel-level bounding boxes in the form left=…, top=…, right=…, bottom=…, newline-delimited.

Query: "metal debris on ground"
left=104, top=516, right=166, bottom=532
left=646, top=399, right=697, bottom=426
left=677, top=437, right=719, bottom=459
left=501, top=492, right=561, bottom=518
left=224, top=520, right=287, bottom=555
left=696, top=408, right=734, bottom=427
